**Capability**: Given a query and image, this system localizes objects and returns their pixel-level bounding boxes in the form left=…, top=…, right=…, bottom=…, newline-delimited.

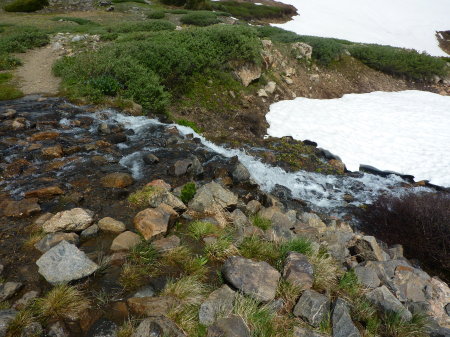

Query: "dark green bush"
left=51, top=17, right=97, bottom=26
left=147, top=10, right=165, bottom=19
left=87, top=75, right=122, bottom=96
left=160, top=0, right=185, bottom=6
left=350, top=44, right=448, bottom=80
left=0, top=26, right=49, bottom=54
left=165, top=8, right=189, bottom=14
left=4, top=0, right=47, bottom=12
left=108, top=20, right=176, bottom=33
left=185, top=0, right=210, bottom=10
left=212, top=1, right=295, bottom=20
left=180, top=182, right=196, bottom=204
left=180, top=11, right=220, bottom=26
left=0, top=54, right=22, bottom=70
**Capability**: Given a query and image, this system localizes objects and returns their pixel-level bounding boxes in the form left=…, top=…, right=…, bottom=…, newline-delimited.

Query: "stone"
left=222, top=256, right=280, bottom=302
left=13, top=291, right=39, bottom=310
left=392, top=266, right=431, bottom=303
left=207, top=315, right=250, bottom=337
left=291, top=42, right=313, bottom=59
left=86, top=318, right=117, bottom=337
left=299, top=213, right=327, bottom=232
left=293, top=289, right=330, bottom=327
left=257, top=89, right=268, bottom=97
left=230, top=209, right=248, bottom=228
left=189, top=155, right=204, bottom=176
left=146, top=179, right=171, bottom=190
left=199, top=285, right=236, bottom=326
left=48, top=321, right=70, bottom=337
left=232, top=163, right=250, bottom=183
left=3, top=198, right=41, bottom=217
left=146, top=188, right=186, bottom=212
left=0, top=282, right=23, bottom=301
left=366, top=286, right=412, bottom=321
left=233, top=63, right=261, bottom=87
left=42, top=145, right=63, bottom=158
left=293, top=326, right=328, bottom=337
left=133, top=286, right=155, bottom=298
left=173, top=159, right=193, bottom=176
left=98, top=217, right=126, bottom=233
left=80, top=225, right=99, bottom=240
left=0, top=310, right=17, bottom=337
left=189, top=182, right=238, bottom=213
left=100, top=172, right=134, bottom=188
left=30, top=131, right=60, bottom=141
left=143, top=153, right=159, bottom=165
left=110, top=231, right=141, bottom=251
left=264, top=224, right=295, bottom=242
left=35, top=232, right=79, bottom=253
left=354, top=236, right=389, bottom=262
left=134, top=205, right=177, bottom=240
left=152, top=235, right=180, bottom=252
left=271, top=212, right=295, bottom=229
left=42, top=208, right=94, bottom=233
left=24, top=186, right=64, bottom=199
left=246, top=200, right=261, bottom=214
left=132, top=316, right=186, bottom=337
left=332, top=298, right=361, bottom=337
left=283, top=252, right=314, bottom=290
left=388, top=244, right=404, bottom=260
left=127, top=296, right=176, bottom=317
left=354, top=265, right=380, bottom=289
left=36, top=240, right=99, bottom=284
left=264, top=81, right=277, bottom=94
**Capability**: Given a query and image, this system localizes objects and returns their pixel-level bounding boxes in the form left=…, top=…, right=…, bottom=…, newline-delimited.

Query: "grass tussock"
left=119, top=262, right=149, bottom=291
left=5, top=309, right=36, bottom=337
left=381, top=312, right=429, bottom=337
left=204, top=237, right=239, bottom=262
left=159, top=246, right=209, bottom=278
left=250, top=214, right=271, bottom=230
left=117, top=319, right=136, bottom=337
left=161, top=275, right=209, bottom=305
left=127, top=186, right=158, bottom=207
left=180, top=11, right=221, bottom=27
left=188, top=221, right=220, bottom=240
left=180, top=182, right=196, bottom=204
left=275, top=279, right=302, bottom=313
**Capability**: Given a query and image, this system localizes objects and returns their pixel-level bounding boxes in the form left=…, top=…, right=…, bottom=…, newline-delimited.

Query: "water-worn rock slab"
left=207, top=315, right=250, bottom=337
left=332, top=298, right=361, bottom=337
left=199, top=285, right=236, bottom=326
left=35, top=232, right=79, bottom=253
left=110, top=231, right=141, bottom=251
left=189, top=182, right=238, bottom=213
left=134, top=205, right=177, bottom=240
left=0, top=309, right=17, bottom=337
left=127, top=296, right=176, bottom=317
left=283, top=252, right=314, bottom=290
left=98, top=217, right=126, bottom=233
left=0, top=282, right=23, bottom=301
left=366, top=285, right=412, bottom=321
left=293, top=289, right=330, bottom=327
left=42, top=208, right=94, bottom=233
left=222, top=256, right=280, bottom=302
left=132, top=316, right=186, bottom=337
left=36, top=240, right=99, bottom=284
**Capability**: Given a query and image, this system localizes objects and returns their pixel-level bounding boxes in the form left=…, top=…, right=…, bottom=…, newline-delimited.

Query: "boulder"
left=392, top=265, right=431, bottom=303
left=132, top=316, right=186, bottom=337
left=293, top=289, right=330, bottom=327
left=332, top=298, right=361, bottom=337
left=146, top=188, right=186, bottom=212
left=207, top=315, right=250, bottom=337
left=189, top=182, right=238, bottom=213
left=98, top=217, right=126, bottom=233
left=199, top=285, right=236, bottom=326
left=42, top=145, right=63, bottom=158
left=86, top=318, right=117, bottom=337
left=293, top=326, right=328, bottom=337
left=230, top=209, right=248, bottom=228
left=110, top=231, right=141, bottom=251
left=80, top=225, right=99, bottom=240
left=100, top=172, right=134, bottom=188
left=232, top=163, right=250, bottom=183
left=291, top=42, right=313, bottom=59
left=283, top=252, right=314, bottom=290
left=133, top=204, right=177, bottom=240
left=233, top=63, right=261, bottom=87
left=42, top=208, right=94, bottom=233
left=354, top=236, right=389, bottom=262
left=127, top=296, right=176, bottom=317
left=173, top=159, right=193, bottom=176
left=366, top=286, right=412, bottom=321
left=299, top=213, right=327, bottom=232
left=2, top=198, right=41, bottom=218
left=222, top=256, right=280, bottom=302
left=354, top=265, right=380, bottom=289
left=24, top=186, right=64, bottom=199
left=36, top=240, right=99, bottom=284
left=246, top=200, right=261, bottom=215
left=0, top=310, right=17, bottom=337
left=0, top=282, right=23, bottom=301
left=143, top=153, right=159, bottom=165
left=35, top=232, right=80, bottom=253
left=152, top=235, right=180, bottom=252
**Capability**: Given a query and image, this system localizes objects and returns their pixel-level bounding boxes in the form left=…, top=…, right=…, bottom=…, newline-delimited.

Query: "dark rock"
left=143, top=153, right=159, bottom=165
left=332, top=298, right=361, bottom=337
left=132, top=316, right=186, bottom=337
left=86, top=318, right=117, bottom=337
left=199, top=285, right=236, bottom=326
left=207, top=315, right=250, bottom=337
left=366, top=285, right=412, bottom=321
left=283, top=252, right=314, bottom=290
left=80, top=225, right=99, bottom=240
left=293, top=289, right=330, bottom=327
left=354, top=265, right=380, bottom=289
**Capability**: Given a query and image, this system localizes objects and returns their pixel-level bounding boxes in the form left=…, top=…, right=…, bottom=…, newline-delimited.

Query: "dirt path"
left=14, top=44, right=61, bottom=96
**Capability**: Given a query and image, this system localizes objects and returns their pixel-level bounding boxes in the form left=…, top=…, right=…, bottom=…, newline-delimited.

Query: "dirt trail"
left=14, top=44, right=61, bottom=96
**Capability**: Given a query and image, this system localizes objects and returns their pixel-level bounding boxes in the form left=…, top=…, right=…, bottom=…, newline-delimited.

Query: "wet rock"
left=86, top=318, right=117, bottom=337
left=0, top=282, right=23, bottom=301
left=189, top=155, right=204, bottom=176
left=293, top=326, right=328, bottom=337
left=42, top=145, right=64, bottom=158
left=13, top=290, right=39, bottom=310
left=127, top=296, right=176, bottom=317
left=246, top=200, right=261, bottom=215
left=283, top=252, right=314, bottom=290
left=100, top=172, right=134, bottom=188
left=98, top=217, right=126, bottom=233
left=43, top=208, right=94, bottom=233
left=110, top=231, right=141, bottom=251
left=332, top=298, right=361, bottom=337
left=48, top=321, right=70, bottom=337
left=2, top=198, right=41, bottom=217
left=80, top=224, right=99, bottom=240
left=199, top=285, right=236, bottom=326
left=232, top=163, right=250, bottom=183
left=143, top=153, right=159, bottom=164
left=293, top=289, right=330, bottom=327
left=133, top=286, right=155, bottom=298
left=366, top=285, right=412, bottom=321
left=36, top=240, right=99, bottom=284
left=24, top=186, right=64, bottom=199
left=0, top=309, right=17, bottom=337
left=132, top=316, right=186, bottom=337
left=152, top=235, right=180, bottom=252
left=354, top=265, right=380, bottom=289
left=189, top=182, right=238, bottom=213
left=207, top=315, right=250, bottom=337
left=35, top=232, right=79, bottom=253
left=173, top=159, right=193, bottom=176
left=222, top=256, right=280, bottom=302
left=29, top=131, right=60, bottom=141
left=354, top=236, right=389, bottom=262
left=134, top=204, right=178, bottom=240
left=233, top=63, right=261, bottom=87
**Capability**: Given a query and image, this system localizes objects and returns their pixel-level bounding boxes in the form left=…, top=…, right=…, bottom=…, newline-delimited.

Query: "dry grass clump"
left=275, top=279, right=302, bottom=313
left=5, top=309, right=36, bottom=337
left=205, top=237, right=239, bottom=262
left=117, top=319, right=136, bottom=337
left=119, top=262, right=148, bottom=291
left=23, top=230, right=45, bottom=250
left=188, top=220, right=221, bottom=240
left=309, top=247, right=342, bottom=291
left=161, top=275, right=209, bottom=305
left=159, top=245, right=209, bottom=278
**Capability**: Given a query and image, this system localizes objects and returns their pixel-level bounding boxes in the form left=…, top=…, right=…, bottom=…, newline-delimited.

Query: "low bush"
left=147, top=10, right=165, bottom=19
left=108, top=20, right=176, bottom=33
left=0, top=26, right=49, bottom=54
left=250, top=214, right=271, bottom=230
left=160, top=0, right=185, bottom=6
left=180, top=182, right=196, bottom=204
left=180, top=11, right=220, bottom=26
left=212, top=1, right=295, bottom=20
left=360, top=191, right=450, bottom=281
left=165, top=8, right=189, bottom=14
left=4, top=0, right=47, bottom=12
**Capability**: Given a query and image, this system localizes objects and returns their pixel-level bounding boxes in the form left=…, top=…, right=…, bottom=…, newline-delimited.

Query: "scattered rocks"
left=134, top=204, right=177, bottom=240
left=222, top=256, right=280, bottom=302
left=207, top=315, right=250, bottom=337
left=189, top=182, right=238, bottom=213
left=132, top=316, right=186, bottom=337
left=0, top=282, right=23, bottom=301
left=110, top=231, right=141, bottom=251
left=127, top=296, right=176, bottom=317
left=199, top=285, right=236, bottom=326
left=100, top=172, right=134, bottom=188
left=293, top=289, right=330, bottom=327
left=332, top=298, right=361, bottom=337
left=98, top=217, right=126, bottom=233
left=2, top=198, right=41, bottom=217
left=366, top=285, right=412, bottom=321
left=283, top=252, right=314, bottom=290
left=36, top=240, right=99, bottom=284
left=35, top=232, right=79, bottom=253
left=354, top=265, right=381, bottom=288
left=42, top=208, right=94, bottom=233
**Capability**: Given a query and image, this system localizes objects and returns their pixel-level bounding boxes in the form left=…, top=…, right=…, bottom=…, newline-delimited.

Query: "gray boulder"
left=132, top=316, right=186, bottom=337
left=332, top=298, right=361, bottom=337
left=35, top=232, right=79, bottom=253
left=86, top=318, right=117, bottom=337
left=232, top=163, right=250, bottom=183
left=189, top=182, right=238, bottom=213
left=354, top=236, right=389, bottom=262
left=199, top=285, right=236, bottom=326
left=222, top=256, right=280, bottom=302
left=354, top=265, right=380, bottom=289
left=283, top=252, right=314, bottom=290
left=207, top=315, right=250, bottom=337
left=0, top=282, right=22, bottom=301
left=293, top=289, right=330, bottom=327
left=36, top=240, right=99, bottom=284
left=293, top=326, right=328, bottom=337
left=366, top=286, right=412, bottom=321
left=0, top=309, right=17, bottom=337
left=42, top=208, right=94, bottom=233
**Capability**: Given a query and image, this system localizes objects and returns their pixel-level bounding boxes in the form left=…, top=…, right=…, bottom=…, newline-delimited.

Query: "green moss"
left=250, top=214, right=271, bottom=230
left=176, top=119, right=201, bottom=134
left=128, top=186, right=158, bottom=207
left=0, top=83, right=23, bottom=101
left=180, top=182, right=196, bottom=204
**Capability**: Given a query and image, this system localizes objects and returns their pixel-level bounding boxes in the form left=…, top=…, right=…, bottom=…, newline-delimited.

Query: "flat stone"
left=80, top=225, right=99, bottom=240
left=207, top=315, right=250, bottom=337
left=100, top=172, right=134, bottom=188
left=189, top=182, right=238, bottom=213
left=134, top=205, right=177, bottom=240
left=199, top=285, right=236, bottom=326
left=36, top=240, right=99, bottom=284
left=293, top=289, right=330, bottom=327
left=127, top=296, right=176, bottom=317
left=24, top=186, right=64, bottom=199
left=152, top=235, right=180, bottom=252
left=42, top=208, right=94, bottom=233
left=132, top=316, right=186, bottom=337
left=366, top=286, right=412, bottom=321
left=354, top=265, right=380, bottom=289
left=332, top=298, right=361, bottom=337
left=222, top=256, right=280, bottom=302
left=98, top=217, right=126, bottom=233
left=13, top=290, right=39, bottom=310
left=2, top=198, right=41, bottom=217
left=42, top=145, right=63, bottom=158
left=0, top=282, right=23, bottom=301
left=132, top=286, right=155, bottom=298
left=35, top=232, right=79, bottom=253
left=0, top=310, right=17, bottom=337
left=110, top=231, right=141, bottom=251
left=283, top=252, right=314, bottom=290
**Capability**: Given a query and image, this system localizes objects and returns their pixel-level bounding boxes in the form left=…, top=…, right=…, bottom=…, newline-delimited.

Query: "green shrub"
left=4, top=0, right=47, bottom=12
left=87, top=75, right=122, bottom=96
left=350, top=44, right=448, bottom=80
left=180, top=182, right=196, bottom=204
left=0, top=26, right=49, bottom=54
left=180, top=11, right=220, bottom=26
left=51, top=17, right=97, bottom=25
left=250, top=215, right=271, bottom=230
left=165, top=8, right=189, bottom=14
left=212, top=1, right=295, bottom=20
left=109, top=20, right=176, bottom=33
left=0, top=54, right=22, bottom=70
left=160, top=0, right=185, bottom=6
left=185, top=0, right=210, bottom=10
left=147, top=10, right=165, bottom=19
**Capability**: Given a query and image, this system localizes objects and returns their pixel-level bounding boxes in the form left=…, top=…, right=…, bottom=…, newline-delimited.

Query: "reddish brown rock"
left=134, top=205, right=177, bottom=240
left=100, top=173, right=134, bottom=188
left=146, top=179, right=171, bottom=190
left=25, top=186, right=64, bottom=199
left=2, top=198, right=41, bottom=217
left=29, top=131, right=60, bottom=141
left=42, top=145, right=63, bottom=158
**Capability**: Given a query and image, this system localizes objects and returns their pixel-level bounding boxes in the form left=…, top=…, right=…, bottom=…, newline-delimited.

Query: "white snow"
left=273, top=0, right=450, bottom=57
left=266, top=90, right=450, bottom=187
